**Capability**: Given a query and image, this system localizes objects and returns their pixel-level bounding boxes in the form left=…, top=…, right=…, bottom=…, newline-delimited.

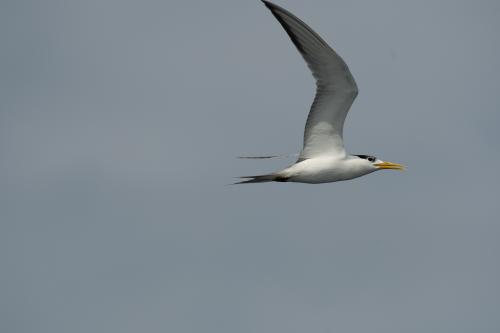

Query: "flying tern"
left=237, top=1, right=404, bottom=184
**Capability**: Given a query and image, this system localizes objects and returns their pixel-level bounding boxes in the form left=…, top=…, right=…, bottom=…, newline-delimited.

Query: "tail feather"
left=234, top=174, right=277, bottom=184
left=237, top=155, right=279, bottom=159
left=237, top=153, right=298, bottom=159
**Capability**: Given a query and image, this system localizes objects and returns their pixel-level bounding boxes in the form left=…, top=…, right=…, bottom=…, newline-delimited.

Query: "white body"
left=278, top=156, right=377, bottom=184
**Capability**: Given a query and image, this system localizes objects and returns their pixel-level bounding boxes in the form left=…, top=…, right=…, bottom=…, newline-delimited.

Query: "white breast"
left=282, top=157, right=375, bottom=184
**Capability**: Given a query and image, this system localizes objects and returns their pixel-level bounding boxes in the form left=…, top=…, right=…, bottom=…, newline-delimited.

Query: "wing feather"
left=262, top=1, right=358, bottom=160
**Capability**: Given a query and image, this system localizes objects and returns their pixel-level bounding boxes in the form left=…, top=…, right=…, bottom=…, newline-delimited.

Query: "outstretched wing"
left=262, top=1, right=358, bottom=160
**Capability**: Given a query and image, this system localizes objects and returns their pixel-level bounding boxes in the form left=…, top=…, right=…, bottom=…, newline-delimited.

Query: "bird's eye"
left=355, top=155, right=376, bottom=162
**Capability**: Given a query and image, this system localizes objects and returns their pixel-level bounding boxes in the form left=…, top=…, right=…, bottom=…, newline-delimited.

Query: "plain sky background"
left=1, top=0, right=500, bottom=332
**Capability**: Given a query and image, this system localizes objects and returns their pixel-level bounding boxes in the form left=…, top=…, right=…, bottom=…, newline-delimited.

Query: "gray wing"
left=262, top=1, right=358, bottom=160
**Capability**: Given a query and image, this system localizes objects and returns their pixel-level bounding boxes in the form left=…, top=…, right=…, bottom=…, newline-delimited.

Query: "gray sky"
left=1, top=0, right=500, bottom=332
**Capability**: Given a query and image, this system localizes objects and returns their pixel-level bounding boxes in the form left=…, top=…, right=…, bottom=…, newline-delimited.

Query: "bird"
left=236, top=1, right=404, bottom=184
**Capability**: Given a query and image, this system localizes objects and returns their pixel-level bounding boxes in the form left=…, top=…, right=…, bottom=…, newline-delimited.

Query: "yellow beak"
left=374, top=161, right=405, bottom=171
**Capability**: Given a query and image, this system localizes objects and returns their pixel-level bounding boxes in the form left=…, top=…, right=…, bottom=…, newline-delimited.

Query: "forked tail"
left=237, top=153, right=298, bottom=159
left=234, top=174, right=276, bottom=184
left=234, top=173, right=289, bottom=184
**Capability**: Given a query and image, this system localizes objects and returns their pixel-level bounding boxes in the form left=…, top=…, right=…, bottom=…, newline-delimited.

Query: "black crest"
left=355, top=155, right=376, bottom=162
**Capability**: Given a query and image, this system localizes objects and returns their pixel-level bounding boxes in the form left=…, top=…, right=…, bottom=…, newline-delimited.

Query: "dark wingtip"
left=261, top=0, right=276, bottom=11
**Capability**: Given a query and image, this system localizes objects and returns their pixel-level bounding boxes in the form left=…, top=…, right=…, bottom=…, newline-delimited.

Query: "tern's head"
left=354, top=155, right=405, bottom=171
